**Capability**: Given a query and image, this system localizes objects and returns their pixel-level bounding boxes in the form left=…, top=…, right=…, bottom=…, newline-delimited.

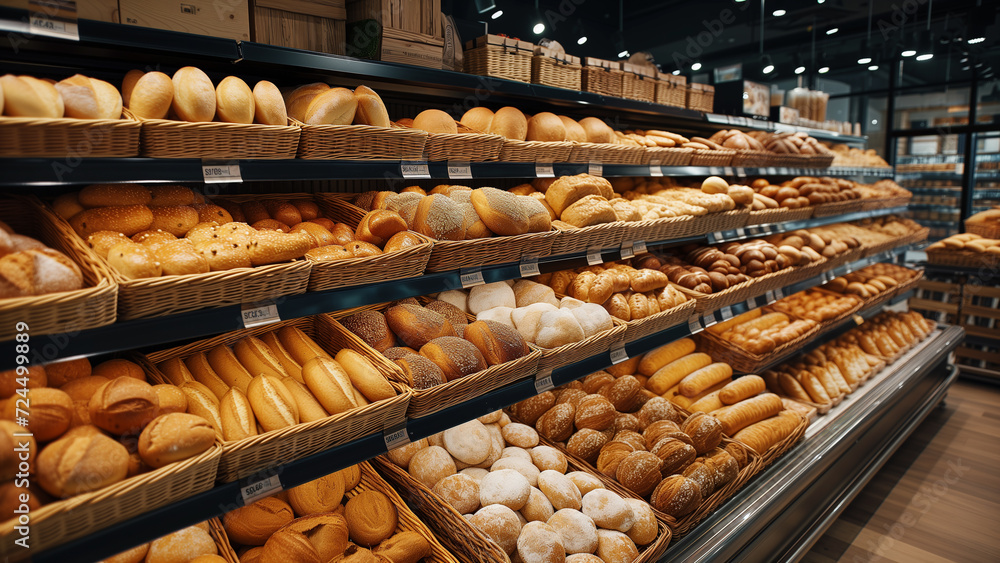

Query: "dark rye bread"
left=385, top=304, right=456, bottom=349
left=419, top=336, right=486, bottom=382
left=341, top=310, right=396, bottom=352
left=463, top=320, right=528, bottom=366
left=393, top=354, right=445, bottom=389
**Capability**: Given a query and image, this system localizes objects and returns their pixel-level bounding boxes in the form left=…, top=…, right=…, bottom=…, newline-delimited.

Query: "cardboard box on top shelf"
left=119, top=0, right=250, bottom=41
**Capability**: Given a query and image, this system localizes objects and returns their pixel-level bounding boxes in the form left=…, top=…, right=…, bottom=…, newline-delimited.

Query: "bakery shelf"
left=660, top=325, right=964, bottom=561
left=704, top=113, right=869, bottom=146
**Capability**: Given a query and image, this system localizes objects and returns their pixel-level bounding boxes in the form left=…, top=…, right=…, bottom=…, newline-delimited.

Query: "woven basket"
left=624, top=298, right=697, bottom=343
left=142, top=315, right=411, bottom=483
left=573, top=143, right=648, bottom=165
left=859, top=237, right=899, bottom=259
left=0, top=197, right=117, bottom=340
left=210, top=519, right=240, bottom=563
left=925, top=250, right=999, bottom=269
left=859, top=195, right=912, bottom=212
left=966, top=222, right=1000, bottom=239
left=621, top=73, right=657, bottom=103
left=750, top=411, right=809, bottom=468
left=550, top=220, right=628, bottom=256
left=689, top=149, right=735, bottom=167
left=531, top=55, right=582, bottom=90
left=746, top=206, right=814, bottom=226
left=270, top=195, right=434, bottom=292
left=731, top=150, right=779, bottom=168
left=583, top=66, right=624, bottom=97
left=686, top=84, right=715, bottom=113
left=807, top=154, right=836, bottom=169
left=690, top=208, right=751, bottom=235
left=296, top=120, right=427, bottom=160
left=537, top=319, right=627, bottom=372
left=0, top=438, right=221, bottom=559
left=325, top=312, right=541, bottom=419
left=643, top=147, right=695, bottom=166
left=465, top=43, right=533, bottom=83
left=424, top=229, right=558, bottom=272
left=423, top=125, right=504, bottom=162
left=628, top=215, right=700, bottom=244
left=810, top=199, right=865, bottom=217
left=655, top=81, right=687, bottom=108
left=673, top=268, right=795, bottom=315
left=498, top=139, right=574, bottom=162
left=0, top=114, right=140, bottom=157
left=133, top=110, right=300, bottom=159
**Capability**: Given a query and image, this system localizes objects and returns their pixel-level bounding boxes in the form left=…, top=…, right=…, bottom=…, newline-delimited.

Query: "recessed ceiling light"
left=691, top=62, right=703, bottom=71
left=533, top=23, right=545, bottom=34
left=577, top=36, right=587, bottom=45
left=961, top=57, right=968, bottom=63
left=962, top=66, right=971, bottom=71
left=901, top=49, right=917, bottom=57
left=968, top=37, right=986, bottom=44
left=818, top=66, right=830, bottom=74
left=817, top=0, right=826, bottom=3
left=868, top=65, right=879, bottom=71
left=672, top=70, right=681, bottom=75
left=795, top=66, right=806, bottom=74
left=763, top=64, right=775, bottom=74
left=916, top=53, right=933, bottom=61
left=872, top=119, right=878, bottom=125
left=975, top=62, right=983, bottom=68
left=773, top=9, right=786, bottom=16
left=858, top=57, right=872, bottom=64
left=618, top=50, right=630, bottom=58
left=491, top=10, right=502, bottom=19
left=827, top=28, right=839, bottom=35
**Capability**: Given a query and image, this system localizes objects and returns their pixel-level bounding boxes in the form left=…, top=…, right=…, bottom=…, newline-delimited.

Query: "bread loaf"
left=252, top=80, right=287, bottom=125
left=385, top=304, right=457, bottom=349
left=335, top=349, right=394, bottom=402
left=223, top=496, right=295, bottom=545
left=353, top=85, right=390, bottom=128
left=215, top=76, right=254, bottom=124
left=420, top=336, right=487, bottom=381
left=171, top=67, right=215, bottom=122
left=220, top=387, right=258, bottom=441
left=344, top=490, right=398, bottom=546
left=246, top=374, right=300, bottom=431
left=460, top=107, right=494, bottom=133
left=128, top=71, right=174, bottom=120
left=470, top=187, right=529, bottom=236
left=37, top=430, right=129, bottom=497
left=488, top=106, right=528, bottom=140
left=413, top=194, right=466, bottom=241
left=0, top=74, right=63, bottom=118
left=88, top=377, right=159, bottom=434
left=301, top=357, right=357, bottom=415
left=304, top=87, right=357, bottom=125
left=413, top=109, right=457, bottom=134
left=138, top=412, right=216, bottom=467
left=526, top=112, right=566, bottom=142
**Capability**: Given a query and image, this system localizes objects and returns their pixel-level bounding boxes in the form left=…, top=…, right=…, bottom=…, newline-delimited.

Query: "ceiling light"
left=691, top=62, right=703, bottom=71
left=491, top=10, right=503, bottom=19
left=858, top=57, right=872, bottom=64
left=577, top=36, right=587, bottom=45
left=868, top=65, right=879, bottom=71
left=916, top=53, right=933, bottom=61
left=618, top=50, right=630, bottom=58
left=871, top=119, right=878, bottom=125
left=975, top=62, right=983, bottom=68
left=968, top=37, right=986, bottom=44
left=818, top=66, right=830, bottom=74
left=826, top=28, right=839, bottom=35
left=817, top=0, right=826, bottom=3
left=901, top=49, right=917, bottom=57
left=735, top=0, right=747, bottom=3
left=763, top=63, right=775, bottom=74
left=533, top=22, right=545, bottom=34
left=795, top=66, right=806, bottom=74
left=773, top=9, right=786, bottom=16
left=672, top=70, right=681, bottom=75
left=962, top=66, right=971, bottom=71
left=960, top=57, right=968, bottom=63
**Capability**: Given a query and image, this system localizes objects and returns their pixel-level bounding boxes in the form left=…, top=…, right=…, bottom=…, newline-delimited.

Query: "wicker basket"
left=568, top=142, right=648, bottom=165
left=464, top=35, right=534, bottom=83
left=142, top=315, right=411, bottom=483
left=807, top=154, right=836, bottom=169
left=624, top=298, right=697, bottom=343
left=620, top=64, right=657, bottom=103
left=643, top=147, right=695, bottom=167
left=925, top=250, right=999, bottom=269
left=498, top=139, right=574, bottom=162
left=424, top=229, right=557, bottom=272
left=966, top=222, right=1000, bottom=239
left=628, top=215, right=700, bottom=245
left=132, top=110, right=300, bottom=159
left=689, top=148, right=735, bottom=167
left=859, top=195, right=912, bottom=212
left=690, top=208, right=751, bottom=235
left=537, top=319, right=627, bottom=372
left=673, top=268, right=796, bottom=315
left=0, top=438, right=221, bottom=559
left=0, top=197, right=117, bottom=340
left=210, top=518, right=240, bottom=563
left=731, top=150, right=779, bottom=168
left=423, top=124, right=504, bottom=162
left=686, top=83, right=715, bottom=113
left=0, top=114, right=140, bottom=157
left=296, top=120, right=428, bottom=160
left=745, top=206, right=814, bottom=226
left=582, top=59, right=624, bottom=97
left=325, top=311, right=541, bottom=419
left=550, top=220, right=628, bottom=256
left=531, top=47, right=582, bottom=91
left=655, top=73, right=688, bottom=108
left=810, top=199, right=865, bottom=217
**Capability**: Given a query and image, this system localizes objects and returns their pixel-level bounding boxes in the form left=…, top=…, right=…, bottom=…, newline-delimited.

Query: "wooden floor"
left=803, top=378, right=1000, bottom=563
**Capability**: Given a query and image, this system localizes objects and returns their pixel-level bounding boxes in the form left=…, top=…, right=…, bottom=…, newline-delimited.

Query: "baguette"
left=678, top=362, right=733, bottom=397
left=184, top=352, right=229, bottom=400
left=260, top=332, right=303, bottom=384
left=808, top=365, right=840, bottom=399
left=219, top=387, right=257, bottom=441
left=719, top=375, right=766, bottom=405
left=822, top=361, right=851, bottom=395
left=207, top=345, right=254, bottom=394
left=672, top=379, right=729, bottom=410
left=708, top=309, right=760, bottom=335
left=646, top=353, right=712, bottom=395
left=246, top=373, right=299, bottom=431
left=713, top=393, right=783, bottom=435
left=687, top=390, right=724, bottom=413
left=180, top=383, right=223, bottom=438
left=732, top=411, right=800, bottom=453
left=282, top=377, right=330, bottom=423
left=724, top=312, right=789, bottom=336
left=301, top=357, right=357, bottom=415
left=777, top=372, right=812, bottom=403
left=156, top=357, right=195, bottom=386
left=638, top=338, right=696, bottom=376
left=798, top=371, right=831, bottom=404
left=234, top=336, right=289, bottom=380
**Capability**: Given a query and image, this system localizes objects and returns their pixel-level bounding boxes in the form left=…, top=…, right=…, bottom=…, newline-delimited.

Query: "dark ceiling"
left=446, top=0, right=1000, bottom=91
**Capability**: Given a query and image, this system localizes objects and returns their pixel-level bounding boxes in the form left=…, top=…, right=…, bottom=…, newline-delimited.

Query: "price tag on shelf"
left=27, top=6, right=80, bottom=41
left=774, top=287, right=785, bottom=300
left=241, top=301, right=280, bottom=328
left=735, top=167, right=747, bottom=178
left=633, top=240, right=647, bottom=255
left=709, top=167, right=724, bottom=176
left=534, top=370, right=555, bottom=393
left=688, top=315, right=704, bottom=334
left=619, top=243, right=635, bottom=260
left=609, top=344, right=629, bottom=365
left=447, top=162, right=473, bottom=179
left=586, top=247, right=604, bottom=266
left=822, top=270, right=836, bottom=283
left=459, top=268, right=485, bottom=288
left=649, top=161, right=664, bottom=177
left=765, top=290, right=778, bottom=304
left=707, top=114, right=729, bottom=124
left=723, top=167, right=735, bottom=177
left=589, top=162, right=604, bottom=176
left=853, top=314, right=865, bottom=326
left=241, top=474, right=282, bottom=505
left=701, top=314, right=719, bottom=328
left=383, top=422, right=410, bottom=450
left=401, top=161, right=431, bottom=179
left=535, top=162, right=555, bottom=178
left=519, top=255, right=540, bottom=278
left=718, top=305, right=734, bottom=321
left=746, top=297, right=758, bottom=310
left=202, top=160, right=242, bottom=183
left=767, top=167, right=779, bottom=176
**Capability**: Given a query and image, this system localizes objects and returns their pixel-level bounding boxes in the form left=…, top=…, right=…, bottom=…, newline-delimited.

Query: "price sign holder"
left=588, top=162, right=603, bottom=176
left=401, top=161, right=431, bottom=179
left=619, top=243, right=635, bottom=260
left=241, top=300, right=280, bottom=328
left=459, top=267, right=485, bottom=288
left=383, top=422, right=410, bottom=450
left=633, top=240, right=647, bottom=255
left=240, top=474, right=282, bottom=505
left=519, top=255, right=541, bottom=277
left=649, top=161, right=664, bottom=177
left=586, top=247, right=604, bottom=266
left=535, top=163, right=555, bottom=178
left=534, top=370, right=555, bottom=393
left=202, top=160, right=243, bottom=183
left=447, top=161, right=473, bottom=179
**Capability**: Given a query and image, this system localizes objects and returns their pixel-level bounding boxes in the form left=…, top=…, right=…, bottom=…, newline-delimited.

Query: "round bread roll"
left=548, top=508, right=598, bottom=554
left=468, top=282, right=517, bottom=315
left=386, top=304, right=457, bottom=349
left=149, top=205, right=199, bottom=237
left=521, top=486, right=555, bottom=523
left=529, top=445, right=568, bottom=474
left=259, top=528, right=319, bottom=563
left=408, top=445, right=456, bottom=488
left=71, top=205, right=155, bottom=238
left=624, top=498, right=658, bottom=546
left=373, top=531, right=432, bottom=563
left=121, top=69, right=144, bottom=107
left=501, top=448, right=533, bottom=464
left=470, top=187, right=529, bottom=236
left=468, top=504, right=522, bottom=554
left=650, top=474, right=701, bottom=517
left=595, top=529, right=639, bottom=563
left=86, top=230, right=130, bottom=258
left=491, top=457, right=540, bottom=487
left=480, top=468, right=531, bottom=511
left=288, top=470, right=345, bottom=517
left=433, top=473, right=481, bottom=515
left=386, top=438, right=427, bottom=469
left=566, top=472, right=604, bottom=497
left=138, top=412, right=216, bottom=468
left=101, top=542, right=149, bottom=563
left=128, top=71, right=174, bottom=119
left=341, top=310, right=396, bottom=353
left=413, top=194, right=466, bottom=241
left=285, top=82, right=329, bottom=120
left=344, top=490, right=398, bottom=547
left=304, top=87, right=357, bottom=125
left=442, top=419, right=492, bottom=465
left=106, top=242, right=161, bottom=279
left=0, top=421, right=36, bottom=477
left=581, top=489, right=635, bottom=532
left=154, top=240, right=211, bottom=275
left=488, top=107, right=528, bottom=140
left=2, top=387, right=69, bottom=441
left=538, top=469, right=582, bottom=511
left=559, top=116, right=588, bottom=143
left=616, top=451, right=662, bottom=497
left=45, top=357, right=91, bottom=388
left=353, top=85, right=390, bottom=128
left=171, top=67, right=216, bottom=122
left=413, top=109, right=457, bottom=134
left=253, top=80, right=288, bottom=125
left=151, top=384, right=187, bottom=416
left=517, top=521, right=565, bottom=563
left=419, top=336, right=487, bottom=382
left=279, top=512, right=350, bottom=562
left=146, top=525, right=218, bottom=563
left=215, top=76, right=254, bottom=124
left=37, top=431, right=129, bottom=497
left=88, top=377, right=159, bottom=434
left=526, top=112, right=567, bottom=142
left=579, top=117, right=614, bottom=144
left=383, top=231, right=424, bottom=253
left=53, top=74, right=105, bottom=120
left=1, top=74, right=63, bottom=118
left=394, top=354, right=446, bottom=390
left=223, top=496, right=295, bottom=545
left=460, top=107, right=494, bottom=133
left=534, top=309, right=586, bottom=349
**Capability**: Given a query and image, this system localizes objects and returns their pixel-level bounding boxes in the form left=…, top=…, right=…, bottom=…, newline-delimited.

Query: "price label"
left=649, top=161, right=664, bottom=177
left=767, top=167, right=779, bottom=175
left=519, top=255, right=540, bottom=277
left=735, top=227, right=748, bottom=240
left=534, top=370, right=555, bottom=393
left=447, top=162, right=473, bottom=179
left=853, top=314, right=865, bottom=326
left=202, top=161, right=242, bottom=183
left=707, top=114, right=729, bottom=124
left=620, top=243, right=635, bottom=260
left=718, top=305, right=734, bottom=321
left=589, top=162, right=604, bottom=176
left=609, top=345, right=629, bottom=365
left=746, top=297, right=759, bottom=310
left=241, top=301, right=280, bottom=328
left=633, top=240, right=647, bottom=255
left=735, top=167, right=747, bottom=178
left=774, top=287, right=785, bottom=300
left=29, top=14, right=79, bottom=40
left=401, top=161, right=431, bottom=178
left=723, top=167, right=735, bottom=176
left=460, top=268, right=485, bottom=288
left=688, top=315, right=704, bottom=334
left=241, top=474, right=282, bottom=505
left=586, top=247, right=603, bottom=266
left=765, top=290, right=777, bottom=304
left=535, top=162, right=555, bottom=178
left=383, top=423, right=410, bottom=450
left=701, top=314, right=718, bottom=328
left=709, top=167, right=724, bottom=176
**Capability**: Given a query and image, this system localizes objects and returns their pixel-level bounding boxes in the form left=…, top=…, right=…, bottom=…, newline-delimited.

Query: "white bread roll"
left=171, top=67, right=216, bottom=122
left=0, top=75, right=63, bottom=118
left=128, top=71, right=174, bottom=120
left=460, top=107, right=494, bottom=133
left=121, top=69, right=144, bottom=107
left=252, top=80, right=287, bottom=125
left=304, top=87, right=357, bottom=125
left=413, top=109, right=457, bottom=134
left=215, top=76, right=254, bottom=124
left=246, top=374, right=299, bottom=432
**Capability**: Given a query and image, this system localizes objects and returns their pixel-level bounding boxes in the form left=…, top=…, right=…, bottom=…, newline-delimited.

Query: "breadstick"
left=808, top=365, right=840, bottom=399
left=638, top=338, right=697, bottom=376
left=713, top=393, right=784, bottom=435
left=822, top=361, right=851, bottom=395
left=719, top=375, right=766, bottom=405
left=679, top=362, right=734, bottom=397
left=673, top=379, right=729, bottom=410
left=647, top=352, right=712, bottom=395
left=727, top=312, right=789, bottom=336
left=733, top=411, right=801, bottom=454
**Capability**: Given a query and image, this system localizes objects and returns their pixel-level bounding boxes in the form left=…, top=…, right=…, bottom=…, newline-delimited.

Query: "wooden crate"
left=251, top=0, right=346, bottom=55
left=119, top=0, right=250, bottom=41
left=81, top=0, right=120, bottom=22
left=347, top=0, right=440, bottom=37
left=914, top=279, right=963, bottom=305
left=381, top=27, right=443, bottom=69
